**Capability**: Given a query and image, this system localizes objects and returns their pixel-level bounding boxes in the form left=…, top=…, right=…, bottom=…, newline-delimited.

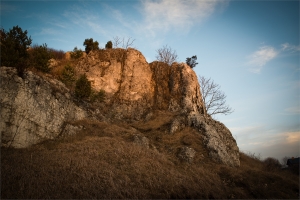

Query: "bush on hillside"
left=60, top=65, right=76, bottom=87
left=29, top=43, right=52, bottom=73
left=49, top=48, right=65, bottom=60
left=70, top=47, right=83, bottom=59
left=91, top=89, right=106, bottom=102
left=263, top=157, right=281, bottom=171
left=0, top=25, right=32, bottom=77
left=75, top=74, right=91, bottom=99
left=83, top=38, right=99, bottom=54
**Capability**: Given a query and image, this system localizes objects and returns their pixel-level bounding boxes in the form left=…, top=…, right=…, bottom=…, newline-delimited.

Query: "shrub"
left=186, top=55, right=198, bottom=68
left=75, top=74, right=91, bottom=99
left=49, top=48, right=65, bottom=60
left=60, top=65, right=76, bottom=87
left=83, top=38, right=99, bottom=54
left=0, top=25, right=32, bottom=77
left=29, top=43, right=52, bottom=73
left=70, top=47, right=83, bottom=59
left=263, top=157, right=281, bottom=171
left=105, top=41, right=113, bottom=49
left=91, top=89, right=106, bottom=102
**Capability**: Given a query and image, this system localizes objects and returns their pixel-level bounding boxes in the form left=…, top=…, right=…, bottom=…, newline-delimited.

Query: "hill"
left=0, top=48, right=299, bottom=199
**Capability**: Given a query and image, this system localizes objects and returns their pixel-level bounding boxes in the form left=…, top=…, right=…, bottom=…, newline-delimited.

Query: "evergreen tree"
left=186, top=55, right=198, bottom=68
left=0, top=26, right=32, bottom=77
left=83, top=38, right=99, bottom=54
left=75, top=74, right=91, bottom=99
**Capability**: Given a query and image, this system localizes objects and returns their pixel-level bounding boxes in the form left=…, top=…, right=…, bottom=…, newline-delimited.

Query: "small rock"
left=61, top=124, right=83, bottom=137
left=177, top=146, right=196, bottom=163
left=133, top=134, right=149, bottom=149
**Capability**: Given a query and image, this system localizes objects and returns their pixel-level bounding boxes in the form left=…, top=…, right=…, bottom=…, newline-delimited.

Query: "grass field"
left=1, top=115, right=299, bottom=199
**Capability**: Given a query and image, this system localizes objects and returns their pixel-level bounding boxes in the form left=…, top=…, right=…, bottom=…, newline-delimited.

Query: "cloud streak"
left=281, top=43, right=300, bottom=52
left=63, top=5, right=108, bottom=36
left=140, top=0, right=227, bottom=36
left=247, top=45, right=278, bottom=73
left=246, top=42, right=299, bottom=73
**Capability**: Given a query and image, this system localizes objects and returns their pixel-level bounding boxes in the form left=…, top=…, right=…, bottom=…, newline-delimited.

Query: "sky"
left=1, top=0, right=299, bottom=162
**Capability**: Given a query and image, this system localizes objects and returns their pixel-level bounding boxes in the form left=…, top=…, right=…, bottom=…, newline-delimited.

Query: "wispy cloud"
left=0, top=3, right=19, bottom=15
left=281, top=43, right=300, bottom=52
left=63, top=5, right=108, bottom=36
left=247, top=45, right=278, bottom=73
left=40, top=28, right=61, bottom=35
left=140, top=0, right=227, bottom=36
left=284, top=131, right=300, bottom=144
left=246, top=42, right=299, bottom=73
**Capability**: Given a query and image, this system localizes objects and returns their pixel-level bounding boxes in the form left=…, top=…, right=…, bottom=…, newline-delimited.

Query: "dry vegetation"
left=1, top=112, right=299, bottom=199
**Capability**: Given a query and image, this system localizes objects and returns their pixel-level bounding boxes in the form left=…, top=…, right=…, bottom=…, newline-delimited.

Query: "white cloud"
left=140, top=0, right=227, bottom=36
left=247, top=45, right=278, bottom=73
left=281, top=43, right=300, bottom=52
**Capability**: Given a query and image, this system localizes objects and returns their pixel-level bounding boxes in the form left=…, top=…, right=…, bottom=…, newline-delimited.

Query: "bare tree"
left=113, top=36, right=121, bottom=48
left=113, top=36, right=135, bottom=49
left=155, top=45, right=178, bottom=65
left=281, top=156, right=290, bottom=166
left=199, top=76, right=233, bottom=116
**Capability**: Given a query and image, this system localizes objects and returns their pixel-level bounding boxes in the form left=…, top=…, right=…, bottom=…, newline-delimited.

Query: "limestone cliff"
left=0, top=48, right=240, bottom=166
left=0, top=67, right=87, bottom=148
left=76, top=48, right=206, bottom=120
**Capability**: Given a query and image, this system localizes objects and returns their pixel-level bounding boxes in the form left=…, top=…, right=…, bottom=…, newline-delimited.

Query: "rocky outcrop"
left=76, top=48, right=206, bottom=120
left=188, top=112, right=240, bottom=167
left=0, top=48, right=240, bottom=167
left=0, top=67, right=87, bottom=148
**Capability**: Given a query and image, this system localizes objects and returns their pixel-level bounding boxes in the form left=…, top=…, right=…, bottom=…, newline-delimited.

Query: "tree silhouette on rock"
left=83, top=38, right=99, bottom=54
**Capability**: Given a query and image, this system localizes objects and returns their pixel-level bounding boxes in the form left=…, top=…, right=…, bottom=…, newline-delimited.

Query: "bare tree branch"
left=199, top=75, right=233, bottom=116
left=155, top=45, right=178, bottom=66
left=113, top=36, right=135, bottom=49
left=113, top=36, right=121, bottom=48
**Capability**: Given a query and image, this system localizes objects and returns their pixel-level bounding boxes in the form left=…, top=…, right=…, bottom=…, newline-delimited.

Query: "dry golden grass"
left=1, top=114, right=299, bottom=199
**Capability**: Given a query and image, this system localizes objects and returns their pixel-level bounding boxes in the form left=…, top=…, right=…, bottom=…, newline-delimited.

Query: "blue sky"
left=1, top=0, right=299, bottom=161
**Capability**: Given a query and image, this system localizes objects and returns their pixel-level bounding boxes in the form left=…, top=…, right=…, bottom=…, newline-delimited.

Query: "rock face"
left=188, top=112, right=240, bottom=166
left=0, top=67, right=87, bottom=148
left=0, top=48, right=240, bottom=167
left=76, top=48, right=206, bottom=120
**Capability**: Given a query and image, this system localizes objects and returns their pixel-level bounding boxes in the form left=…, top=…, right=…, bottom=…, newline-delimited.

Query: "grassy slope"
left=1, top=112, right=299, bottom=199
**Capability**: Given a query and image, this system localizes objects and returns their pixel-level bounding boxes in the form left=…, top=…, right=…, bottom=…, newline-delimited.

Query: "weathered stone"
left=61, top=124, right=83, bottom=137
left=170, top=116, right=185, bottom=134
left=133, top=134, right=149, bottom=149
left=0, top=67, right=87, bottom=148
left=187, top=112, right=240, bottom=167
left=177, top=146, right=196, bottom=163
